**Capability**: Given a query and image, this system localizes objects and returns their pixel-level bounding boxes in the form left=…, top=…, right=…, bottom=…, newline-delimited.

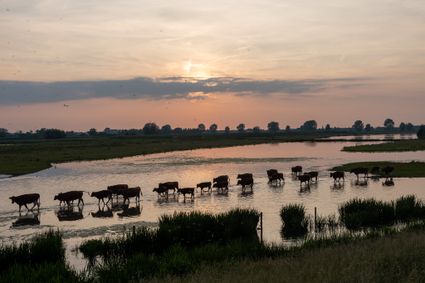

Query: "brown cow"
left=237, top=177, right=254, bottom=192
left=107, top=184, right=129, bottom=201
left=54, top=191, right=84, bottom=206
left=291, top=166, right=303, bottom=176
left=121, top=187, right=141, bottom=204
left=213, top=181, right=229, bottom=193
left=153, top=186, right=169, bottom=198
left=298, top=174, right=311, bottom=187
left=330, top=171, right=345, bottom=183
left=213, top=175, right=229, bottom=183
left=350, top=167, right=369, bottom=179
left=196, top=182, right=212, bottom=192
left=237, top=173, right=253, bottom=180
left=91, top=190, right=112, bottom=205
left=10, top=193, right=40, bottom=212
left=307, top=171, right=319, bottom=182
left=177, top=187, right=195, bottom=199
left=158, top=182, right=179, bottom=194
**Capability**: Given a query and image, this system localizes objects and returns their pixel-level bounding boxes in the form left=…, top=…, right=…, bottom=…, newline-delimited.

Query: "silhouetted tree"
left=161, top=124, right=172, bottom=134
left=352, top=120, right=364, bottom=132
left=237, top=123, right=245, bottom=132
left=384, top=118, right=395, bottom=130
left=285, top=125, right=291, bottom=132
left=300, top=120, right=317, bottom=131
left=267, top=121, right=280, bottom=133
left=253, top=126, right=261, bottom=133
left=418, top=125, right=425, bottom=139
left=365, top=124, right=372, bottom=132
left=225, top=126, right=230, bottom=134
left=174, top=127, right=183, bottom=134
left=406, top=123, right=414, bottom=132
left=399, top=122, right=406, bottom=132
left=0, top=128, right=8, bottom=137
left=143, top=123, right=160, bottom=135
left=88, top=128, right=97, bottom=136
left=42, top=129, right=66, bottom=139
left=198, top=123, right=206, bottom=132
left=209, top=124, right=218, bottom=133
left=325, top=124, right=331, bottom=131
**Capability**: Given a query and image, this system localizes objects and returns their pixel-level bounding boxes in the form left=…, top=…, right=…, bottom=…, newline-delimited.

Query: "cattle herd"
left=8, top=165, right=395, bottom=213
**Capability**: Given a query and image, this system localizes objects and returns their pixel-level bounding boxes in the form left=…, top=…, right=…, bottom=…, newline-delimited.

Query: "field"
left=0, top=133, right=337, bottom=176
left=342, top=139, right=425, bottom=152
left=332, top=161, right=425, bottom=177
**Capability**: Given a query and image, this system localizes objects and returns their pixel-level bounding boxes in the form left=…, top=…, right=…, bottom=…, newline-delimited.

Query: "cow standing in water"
left=350, top=167, right=369, bottom=180
left=196, top=182, right=212, bottom=193
left=298, top=174, right=311, bottom=188
left=291, top=166, right=303, bottom=176
left=10, top=193, right=40, bottom=212
left=54, top=191, right=84, bottom=206
left=330, top=171, right=345, bottom=183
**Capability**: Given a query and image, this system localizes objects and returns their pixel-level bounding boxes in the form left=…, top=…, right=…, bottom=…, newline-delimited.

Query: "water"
left=0, top=140, right=424, bottom=270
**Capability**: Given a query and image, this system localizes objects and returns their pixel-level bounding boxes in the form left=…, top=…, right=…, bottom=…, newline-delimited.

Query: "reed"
left=280, top=204, right=309, bottom=238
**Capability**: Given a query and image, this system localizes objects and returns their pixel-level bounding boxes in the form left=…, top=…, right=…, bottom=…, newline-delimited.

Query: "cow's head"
left=9, top=196, right=15, bottom=204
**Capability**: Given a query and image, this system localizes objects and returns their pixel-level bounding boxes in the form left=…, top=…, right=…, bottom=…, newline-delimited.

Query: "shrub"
left=280, top=204, right=309, bottom=238
left=339, top=199, right=395, bottom=230
left=395, top=195, right=425, bottom=222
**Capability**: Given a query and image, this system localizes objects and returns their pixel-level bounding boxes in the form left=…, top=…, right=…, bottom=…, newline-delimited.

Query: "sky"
left=0, top=0, right=424, bottom=131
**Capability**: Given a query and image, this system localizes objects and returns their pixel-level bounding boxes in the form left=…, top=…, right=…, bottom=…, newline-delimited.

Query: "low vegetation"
left=332, top=161, right=425, bottom=177
left=342, top=139, right=425, bottom=152
left=279, top=204, right=309, bottom=237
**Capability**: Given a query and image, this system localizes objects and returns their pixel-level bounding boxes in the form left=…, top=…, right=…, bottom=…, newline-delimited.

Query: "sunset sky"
left=0, top=0, right=424, bottom=131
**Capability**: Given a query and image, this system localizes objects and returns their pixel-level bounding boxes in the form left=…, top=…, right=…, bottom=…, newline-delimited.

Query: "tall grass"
left=395, top=195, right=425, bottom=222
left=280, top=204, right=309, bottom=238
left=339, top=198, right=395, bottom=230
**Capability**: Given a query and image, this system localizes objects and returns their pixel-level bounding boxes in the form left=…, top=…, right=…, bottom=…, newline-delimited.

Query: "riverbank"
left=343, top=139, right=425, bottom=152
left=332, top=161, right=425, bottom=177
left=0, top=133, right=351, bottom=176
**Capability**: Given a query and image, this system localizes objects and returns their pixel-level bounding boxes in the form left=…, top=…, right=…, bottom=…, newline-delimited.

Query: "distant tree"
left=384, top=118, right=395, bottom=130
left=0, top=128, right=8, bottom=137
left=352, top=120, right=364, bottom=132
left=173, top=127, right=183, bottom=134
left=418, top=125, right=425, bottom=139
left=325, top=124, right=331, bottom=131
left=406, top=123, right=414, bottom=132
left=209, top=124, right=218, bottom=133
left=42, top=128, right=66, bottom=139
left=300, top=120, right=317, bottom=131
left=142, top=122, right=160, bottom=135
left=253, top=126, right=261, bottom=133
left=224, top=126, right=230, bottom=134
left=88, top=128, right=97, bottom=136
left=161, top=124, right=172, bottom=134
left=399, top=122, right=406, bottom=132
left=365, top=124, right=372, bottom=132
left=267, top=121, right=280, bottom=133
left=198, top=123, right=206, bottom=132
left=285, top=125, right=291, bottom=132
left=236, top=123, right=245, bottom=133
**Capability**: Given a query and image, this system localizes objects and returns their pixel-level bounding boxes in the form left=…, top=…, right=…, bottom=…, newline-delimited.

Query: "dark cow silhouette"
left=196, top=182, right=212, bottom=192
left=213, top=181, right=229, bottom=193
left=54, top=191, right=84, bottom=206
left=291, top=166, right=303, bottom=176
left=121, top=187, right=141, bottom=204
left=237, top=173, right=253, bottom=180
left=267, top=169, right=284, bottom=184
left=158, top=182, right=179, bottom=194
left=213, top=175, right=229, bottom=183
left=153, top=186, right=169, bottom=198
left=330, top=171, right=345, bottom=183
left=90, top=190, right=112, bottom=205
left=177, top=187, right=195, bottom=199
left=307, top=171, right=319, bottom=182
left=350, top=167, right=369, bottom=179
left=10, top=193, right=40, bottom=212
left=107, top=184, right=129, bottom=200
left=237, top=177, right=254, bottom=192
left=56, top=206, right=83, bottom=221
left=298, top=174, right=311, bottom=187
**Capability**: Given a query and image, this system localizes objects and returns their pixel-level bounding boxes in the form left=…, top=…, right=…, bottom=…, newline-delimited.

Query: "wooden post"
left=314, top=207, right=317, bottom=232
left=132, top=225, right=136, bottom=240
left=260, top=212, right=263, bottom=244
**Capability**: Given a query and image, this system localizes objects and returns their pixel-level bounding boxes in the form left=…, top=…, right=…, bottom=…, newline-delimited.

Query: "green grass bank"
left=332, top=161, right=425, bottom=177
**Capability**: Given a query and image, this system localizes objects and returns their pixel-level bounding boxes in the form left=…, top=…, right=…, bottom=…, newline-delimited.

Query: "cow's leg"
left=24, top=203, right=29, bottom=210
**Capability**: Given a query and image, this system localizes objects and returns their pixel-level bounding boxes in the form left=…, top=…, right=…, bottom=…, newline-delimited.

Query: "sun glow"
left=182, top=60, right=212, bottom=79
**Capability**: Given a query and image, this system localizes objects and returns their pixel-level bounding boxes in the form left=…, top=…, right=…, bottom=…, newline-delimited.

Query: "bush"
left=395, top=195, right=425, bottom=222
left=339, top=199, right=395, bottom=230
left=280, top=204, right=309, bottom=238
left=418, top=125, right=425, bottom=139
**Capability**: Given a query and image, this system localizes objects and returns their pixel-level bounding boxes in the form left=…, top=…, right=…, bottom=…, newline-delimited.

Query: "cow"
left=158, top=182, right=179, bottom=194
left=307, top=171, right=319, bottom=183
left=153, top=186, right=169, bottom=198
left=196, top=182, right=212, bottom=192
left=267, top=169, right=284, bottom=184
left=237, top=177, right=254, bottom=192
left=10, top=193, right=40, bottom=212
left=121, top=187, right=141, bottom=204
left=177, top=187, right=195, bottom=199
left=90, top=190, right=112, bottom=205
left=54, top=191, right=84, bottom=206
left=213, top=175, right=229, bottom=183
left=291, top=166, right=303, bottom=176
left=330, top=171, right=345, bottom=183
left=213, top=181, right=229, bottom=193
left=237, top=173, right=253, bottom=180
left=298, top=174, right=311, bottom=188
left=267, top=169, right=278, bottom=181
left=371, top=166, right=380, bottom=175
left=350, top=167, right=369, bottom=179
left=107, top=184, right=129, bottom=201
left=382, top=166, right=394, bottom=176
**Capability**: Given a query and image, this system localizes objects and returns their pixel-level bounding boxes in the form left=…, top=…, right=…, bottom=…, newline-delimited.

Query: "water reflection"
left=12, top=211, right=40, bottom=228
left=91, top=205, right=113, bottom=218
left=117, top=204, right=142, bottom=218
left=56, top=205, right=84, bottom=222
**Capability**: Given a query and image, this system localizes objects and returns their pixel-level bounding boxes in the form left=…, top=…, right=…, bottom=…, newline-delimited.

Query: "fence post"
left=314, top=207, right=317, bottom=232
left=132, top=225, right=136, bottom=240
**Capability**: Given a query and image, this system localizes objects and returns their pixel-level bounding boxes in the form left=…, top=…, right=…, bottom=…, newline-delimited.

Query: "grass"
left=332, top=161, right=425, bottom=177
left=151, top=228, right=425, bottom=283
left=0, top=133, right=335, bottom=176
left=279, top=204, right=309, bottom=238
left=342, top=139, right=425, bottom=152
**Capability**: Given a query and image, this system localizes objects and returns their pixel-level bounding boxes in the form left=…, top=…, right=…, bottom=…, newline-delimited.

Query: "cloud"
left=0, top=76, right=368, bottom=105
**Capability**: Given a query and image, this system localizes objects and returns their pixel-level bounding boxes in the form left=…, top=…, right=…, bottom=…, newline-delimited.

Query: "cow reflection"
left=56, top=205, right=84, bottom=221
left=117, top=204, right=141, bottom=218
left=12, top=211, right=40, bottom=227
left=331, top=182, right=345, bottom=190
left=91, top=205, right=113, bottom=218
left=352, top=179, right=369, bottom=187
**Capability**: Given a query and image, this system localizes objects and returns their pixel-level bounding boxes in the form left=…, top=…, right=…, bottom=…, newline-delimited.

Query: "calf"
left=153, top=186, right=169, bottom=198
left=10, top=193, right=40, bottom=212
left=90, top=190, right=112, bottom=205
left=54, top=191, right=84, bottom=206
left=330, top=171, right=345, bottom=183
left=298, top=174, right=311, bottom=187
left=107, top=184, right=129, bottom=200
left=291, top=166, right=303, bottom=176
left=177, top=187, right=195, bottom=199
left=196, top=181, right=212, bottom=192
left=121, top=187, right=141, bottom=204
left=307, top=171, right=319, bottom=182
left=350, top=167, right=369, bottom=179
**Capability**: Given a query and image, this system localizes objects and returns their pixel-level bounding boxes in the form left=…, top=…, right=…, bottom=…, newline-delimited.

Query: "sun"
left=182, top=60, right=211, bottom=79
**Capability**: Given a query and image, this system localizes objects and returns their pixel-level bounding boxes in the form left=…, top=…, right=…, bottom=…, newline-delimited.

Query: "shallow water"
left=0, top=140, right=424, bottom=270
